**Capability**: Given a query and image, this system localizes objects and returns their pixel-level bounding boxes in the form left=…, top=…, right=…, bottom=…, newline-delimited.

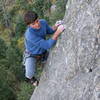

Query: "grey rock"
left=30, top=0, right=100, bottom=100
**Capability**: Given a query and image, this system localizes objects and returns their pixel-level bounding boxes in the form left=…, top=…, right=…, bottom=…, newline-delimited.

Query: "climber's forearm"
left=52, top=31, right=61, bottom=40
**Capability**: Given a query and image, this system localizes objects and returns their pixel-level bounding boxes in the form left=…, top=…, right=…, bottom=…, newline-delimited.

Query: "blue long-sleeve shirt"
left=24, top=19, right=56, bottom=55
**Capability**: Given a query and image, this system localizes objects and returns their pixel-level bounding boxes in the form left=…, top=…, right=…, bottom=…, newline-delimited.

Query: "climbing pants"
left=23, top=51, right=49, bottom=79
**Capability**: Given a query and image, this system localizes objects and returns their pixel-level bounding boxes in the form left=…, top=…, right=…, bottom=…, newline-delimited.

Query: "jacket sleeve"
left=26, top=33, right=57, bottom=50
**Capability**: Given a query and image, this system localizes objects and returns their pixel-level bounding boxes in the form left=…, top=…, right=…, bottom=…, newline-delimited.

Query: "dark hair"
left=24, top=11, right=38, bottom=25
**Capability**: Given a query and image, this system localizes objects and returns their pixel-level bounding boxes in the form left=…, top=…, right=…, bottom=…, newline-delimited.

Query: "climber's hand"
left=55, top=20, right=63, bottom=27
left=56, top=25, right=65, bottom=33
left=52, top=25, right=65, bottom=40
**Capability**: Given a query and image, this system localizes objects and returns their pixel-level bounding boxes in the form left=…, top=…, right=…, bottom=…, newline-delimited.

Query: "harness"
left=22, top=50, right=49, bottom=66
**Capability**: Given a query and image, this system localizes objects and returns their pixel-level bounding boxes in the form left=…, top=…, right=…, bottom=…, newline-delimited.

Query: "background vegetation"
left=0, top=0, right=67, bottom=100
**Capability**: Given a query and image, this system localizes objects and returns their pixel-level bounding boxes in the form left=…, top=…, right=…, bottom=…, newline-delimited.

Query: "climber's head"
left=24, top=11, right=40, bottom=29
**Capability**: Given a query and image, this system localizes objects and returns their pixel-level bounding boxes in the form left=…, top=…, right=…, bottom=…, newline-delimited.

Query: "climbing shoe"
left=25, top=77, right=39, bottom=86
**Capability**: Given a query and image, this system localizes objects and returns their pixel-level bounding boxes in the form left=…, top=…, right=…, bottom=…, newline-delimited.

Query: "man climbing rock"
left=23, top=11, right=64, bottom=86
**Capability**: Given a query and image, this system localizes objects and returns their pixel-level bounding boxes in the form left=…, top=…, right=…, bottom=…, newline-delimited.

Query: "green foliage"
left=17, top=82, right=34, bottom=100
left=0, top=38, right=23, bottom=100
left=15, top=0, right=28, bottom=10
left=0, top=38, right=22, bottom=98
left=17, top=37, right=24, bottom=52
left=0, top=67, right=16, bottom=100
left=49, top=0, right=67, bottom=24
left=6, top=39, right=23, bottom=80
left=33, top=0, right=51, bottom=17
left=0, top=38, right=7, bottom=59
left=15, top=15, right=26, bottom=37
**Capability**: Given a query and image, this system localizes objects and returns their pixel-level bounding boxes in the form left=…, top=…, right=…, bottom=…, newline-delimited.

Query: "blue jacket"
left=24, top=19, right=56, bottom=55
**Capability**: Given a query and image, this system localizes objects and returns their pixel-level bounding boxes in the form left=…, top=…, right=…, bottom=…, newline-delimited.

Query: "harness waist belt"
left=25, top=51, right=43, bottom=58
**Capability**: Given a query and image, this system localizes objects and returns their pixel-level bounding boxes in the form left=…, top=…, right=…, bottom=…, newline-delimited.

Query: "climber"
left=23, top=11, right=65, bottom=86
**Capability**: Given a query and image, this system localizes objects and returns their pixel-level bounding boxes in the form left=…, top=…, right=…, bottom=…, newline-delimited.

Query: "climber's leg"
left=24, top=57, right=39, bottom=86
left=25, top=57, right=36, bottom=79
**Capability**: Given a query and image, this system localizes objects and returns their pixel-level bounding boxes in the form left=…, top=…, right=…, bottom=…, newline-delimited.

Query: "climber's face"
left=30, top=19, right=41, bottom=29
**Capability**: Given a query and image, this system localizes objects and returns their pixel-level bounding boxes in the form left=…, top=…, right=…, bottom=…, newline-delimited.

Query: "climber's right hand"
left=52, top=25, right=65, bottom=40
left=56, top=25, right=65, bottom=33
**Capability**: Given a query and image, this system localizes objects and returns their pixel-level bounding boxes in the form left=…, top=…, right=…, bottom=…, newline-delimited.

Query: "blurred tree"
left=0, top=67, right=16, bottom=100
left=17, top=82, right=34, bottom=100
left=5, top=39, right=23, bottom=80
left=0, top=0, right=15, bottom=37
left=15, top=15, right=26, bottom=38
left=49, top=0, right=67, bottom=24
left=0, top=38, right=7, bottom=59
left=0, top=0, right=10, bottom=28
left=0, top=38, right=17, bottom=100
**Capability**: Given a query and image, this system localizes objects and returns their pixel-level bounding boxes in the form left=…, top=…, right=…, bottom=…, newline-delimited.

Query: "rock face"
left=30, top=0, right=100, bottom=100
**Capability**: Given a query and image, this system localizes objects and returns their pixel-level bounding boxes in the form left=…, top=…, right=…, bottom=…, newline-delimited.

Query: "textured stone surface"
left=30, top=0, right=100, bottom=100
